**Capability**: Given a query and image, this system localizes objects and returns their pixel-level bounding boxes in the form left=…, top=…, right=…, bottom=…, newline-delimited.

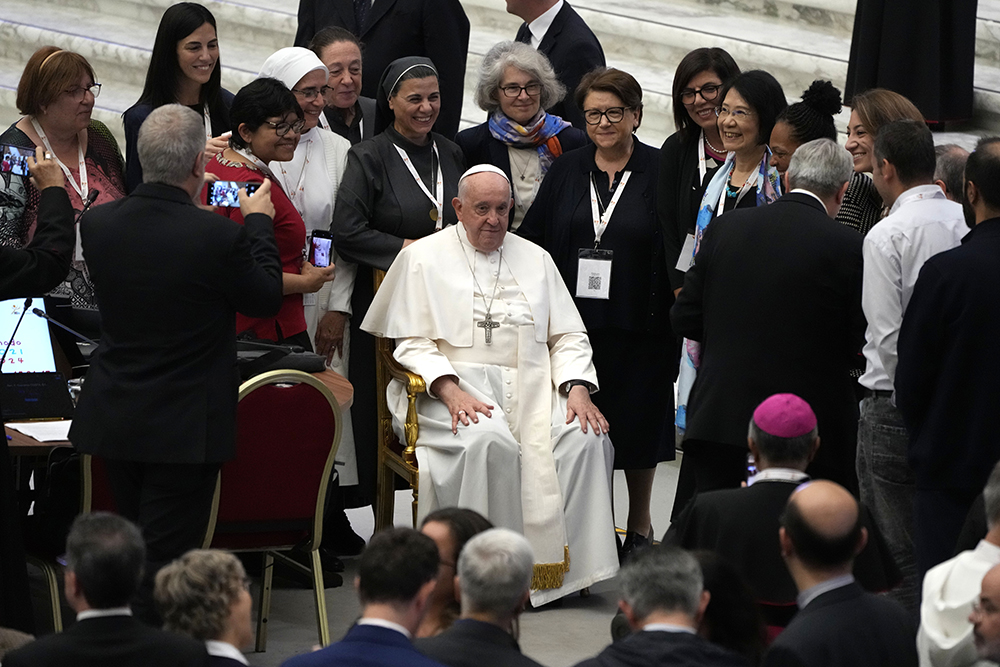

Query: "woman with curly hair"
left=155, top=550, right=253, bottom=666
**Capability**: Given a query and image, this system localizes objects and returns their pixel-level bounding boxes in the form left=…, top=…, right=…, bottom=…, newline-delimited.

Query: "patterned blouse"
left=836, top=171, right=885, bottom=236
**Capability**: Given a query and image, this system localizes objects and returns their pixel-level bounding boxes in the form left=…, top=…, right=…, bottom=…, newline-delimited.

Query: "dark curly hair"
left=775, top=80, right=841, bottom=145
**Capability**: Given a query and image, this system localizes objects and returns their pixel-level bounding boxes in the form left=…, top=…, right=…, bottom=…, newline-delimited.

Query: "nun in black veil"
left=331, top=55, right=464, bottom=506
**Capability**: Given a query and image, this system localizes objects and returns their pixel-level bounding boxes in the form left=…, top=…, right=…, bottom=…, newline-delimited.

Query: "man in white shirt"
left=3, top=513, right=208, bottom=667
left=574, top=547, right=745, bottom=667
left=507, top=0, right=605, bottom=128
left=919, top=461, right=1000, bottom=667
left=856, top=119, right=968, bottom=613
left=280, top=528, right=447, bottom=667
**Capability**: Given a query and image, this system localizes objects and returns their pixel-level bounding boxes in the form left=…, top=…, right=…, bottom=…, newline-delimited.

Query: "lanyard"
left=278, top=136, right=313, bottom=216
left=231, top=147, right=279, bottom=183
left=718, top=165, right=756, bottom=213
left=31, top=117, right=87, bottom=200
left=392, top=141, right=443, bottom=230
left=203, top=106, right=212, bottom=141
left=697, top=129, right=708, bottom=185
left=589, top=170, right=631, bottom=247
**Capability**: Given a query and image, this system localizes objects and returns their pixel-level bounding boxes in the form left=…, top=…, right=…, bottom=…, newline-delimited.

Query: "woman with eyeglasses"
left=207, top=77, right=335, bottom=348
left=658, top=48, right=740, bottom=300
left=520, top=68, right=674, bottom=561
left=455, top=41, right=586, bottom=230
left=330, top=56, right=464, bottom=508
left=1, top=46, right=126, bottom=327
left=123, top=2, right=234, bottom=193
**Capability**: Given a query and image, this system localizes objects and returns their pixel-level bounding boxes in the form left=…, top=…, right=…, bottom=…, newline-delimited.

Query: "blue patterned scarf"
left=488, top=111, right=571, bottom=174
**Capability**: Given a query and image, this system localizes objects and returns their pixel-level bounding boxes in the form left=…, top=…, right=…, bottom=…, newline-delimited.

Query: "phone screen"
left=0, top=145, right=31, bottom=176
left=310, top=233, right=333, bottom=268
left=207, top=181, right=260, bottom=207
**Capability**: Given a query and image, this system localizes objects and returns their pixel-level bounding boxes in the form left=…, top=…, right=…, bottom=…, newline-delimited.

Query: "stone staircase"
left=2, top=0, right=998, bottom=152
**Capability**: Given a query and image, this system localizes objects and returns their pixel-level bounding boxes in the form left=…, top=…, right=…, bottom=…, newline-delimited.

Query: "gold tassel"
left=530, top=546, right=570, bottom=590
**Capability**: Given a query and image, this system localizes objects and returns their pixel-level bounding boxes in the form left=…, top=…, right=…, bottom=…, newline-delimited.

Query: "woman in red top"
left=207, top=77, right=335, bottom=346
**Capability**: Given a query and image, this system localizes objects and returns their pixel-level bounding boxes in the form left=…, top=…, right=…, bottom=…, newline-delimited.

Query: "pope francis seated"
left=362, top=165, right=619, bottom=606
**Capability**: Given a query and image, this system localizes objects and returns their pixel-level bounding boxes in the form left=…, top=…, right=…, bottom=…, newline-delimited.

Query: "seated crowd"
left=2, top=0, right=999, bottom=666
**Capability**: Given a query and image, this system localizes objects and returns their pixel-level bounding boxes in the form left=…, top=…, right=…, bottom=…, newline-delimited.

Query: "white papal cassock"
left=362, top=223, right=619, bottom=605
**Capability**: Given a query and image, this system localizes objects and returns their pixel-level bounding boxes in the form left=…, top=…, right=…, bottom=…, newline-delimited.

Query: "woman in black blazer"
left=519, top=68, right=672, bottom=559
left=455, top=40, right=586, bottom=230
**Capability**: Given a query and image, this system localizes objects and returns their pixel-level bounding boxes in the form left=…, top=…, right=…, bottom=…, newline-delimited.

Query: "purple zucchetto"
left=752, top=393, right=817, bottom=438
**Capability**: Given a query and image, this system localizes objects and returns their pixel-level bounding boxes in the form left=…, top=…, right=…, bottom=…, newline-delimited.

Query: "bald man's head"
left=780, top=480, right=866, bottom=571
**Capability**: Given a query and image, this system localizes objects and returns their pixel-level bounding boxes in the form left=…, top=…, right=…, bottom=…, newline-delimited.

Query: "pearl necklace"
left=704, top=135, right=728, bottom=156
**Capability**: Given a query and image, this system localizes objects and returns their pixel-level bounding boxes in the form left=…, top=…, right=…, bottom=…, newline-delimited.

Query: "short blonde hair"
left=154, top=550, right=246, bottom=641
left=16, top=46, right=97, bottom=116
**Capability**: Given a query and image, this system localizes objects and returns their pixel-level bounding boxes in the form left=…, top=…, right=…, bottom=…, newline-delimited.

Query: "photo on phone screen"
left=0, top=145, right=31, bottom=177
left=207, top=181, right=260, bottom=207
left=310, top=232, right=333, bottom=268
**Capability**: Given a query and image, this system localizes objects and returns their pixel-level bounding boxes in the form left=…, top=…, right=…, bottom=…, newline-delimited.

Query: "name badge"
left=675, top=233, right=697, bottom=272
left=303, top=293, right=318, bottom=307
left=576, top=248, right=612, bottom=299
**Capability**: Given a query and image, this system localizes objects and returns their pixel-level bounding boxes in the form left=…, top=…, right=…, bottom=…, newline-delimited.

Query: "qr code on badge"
left=588, top=275, right=602, bottom=290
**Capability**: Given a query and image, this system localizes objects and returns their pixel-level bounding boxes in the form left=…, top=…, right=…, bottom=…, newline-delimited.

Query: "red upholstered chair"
left=202, top=369, right=342, bottom=651
left=373, top=269, right=425, bottom=530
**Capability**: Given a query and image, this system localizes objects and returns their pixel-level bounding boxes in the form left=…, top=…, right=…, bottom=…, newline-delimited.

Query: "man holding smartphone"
left=69, top=104, right=283, bottom=623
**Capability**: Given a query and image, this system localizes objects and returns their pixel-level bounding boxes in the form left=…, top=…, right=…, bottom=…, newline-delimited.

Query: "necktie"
left=515, top=23, right=532, bottom=45
left=354, top=0, right=370, bottom=33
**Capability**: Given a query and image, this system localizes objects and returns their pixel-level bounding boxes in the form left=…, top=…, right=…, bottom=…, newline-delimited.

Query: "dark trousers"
left=671, top=439, right=747, bottom=518
left=105, top=460, right=220, bottom=625
left=915, top=487, right=979, bottom=577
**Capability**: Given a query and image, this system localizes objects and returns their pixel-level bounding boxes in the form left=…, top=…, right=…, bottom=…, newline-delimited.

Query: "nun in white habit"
left=259, top=47, right=358, bottom=487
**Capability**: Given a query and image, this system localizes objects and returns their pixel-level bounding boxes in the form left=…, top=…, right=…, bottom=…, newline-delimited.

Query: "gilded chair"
left=373, top=269, right=425, bottom=530
left=202, top=369, right=341, bottom=651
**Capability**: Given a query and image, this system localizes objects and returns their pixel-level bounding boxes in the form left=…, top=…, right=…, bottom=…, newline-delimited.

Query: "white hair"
left=457, top=528, right=534, bottom=617
left=786, top=138, right=853, bottom=199
left=138, top=105, right=205, bottom=187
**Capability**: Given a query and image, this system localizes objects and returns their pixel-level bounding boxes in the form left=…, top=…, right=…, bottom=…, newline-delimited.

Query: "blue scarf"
left=488, top=111, right=570, bottom=175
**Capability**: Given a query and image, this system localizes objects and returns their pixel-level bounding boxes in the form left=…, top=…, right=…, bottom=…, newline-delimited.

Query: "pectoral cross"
left=477, top=313, right=500, bottom=345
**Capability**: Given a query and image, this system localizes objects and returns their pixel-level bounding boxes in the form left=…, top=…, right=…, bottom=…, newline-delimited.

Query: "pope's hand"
left=432, top=375, right=494, bottom=435
left=566, top=384, right=609, bottom=435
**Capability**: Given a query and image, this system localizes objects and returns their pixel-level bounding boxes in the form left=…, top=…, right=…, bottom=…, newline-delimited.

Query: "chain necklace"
left=456, top=225, right=504, bottom=345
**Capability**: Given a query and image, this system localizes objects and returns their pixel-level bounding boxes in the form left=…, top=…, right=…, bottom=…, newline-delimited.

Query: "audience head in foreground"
left=576, top=547, right=745, bottom=667
left=2, top=513, right=209, bottom=667
left=934, top=144, right=969, bottom=203
left=785, top=138, right=854, bottom=218
left=748, top=393, right=821, bottom=473
left=155, top=550, right=253, bottom=658
left=780, top=480, right=867, bottom=583
left=871, top=118, right=936, bottom=208
left=279, top=528, right=442, bottom=667
left=139, top=104, right=209, bottom=193
left=972, top=564, right=1000, bottom=662
left=418, top=508, right=494, bottom=637
left=962, top=136, right=1000, bottom=229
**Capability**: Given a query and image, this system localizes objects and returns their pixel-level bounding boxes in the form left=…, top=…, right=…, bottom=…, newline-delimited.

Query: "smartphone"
left=746, top=452, right=757, bottom=480
left=0, top=144, right=31, bottom=176
left=207, top=180, right=260, bottom=207
left=310, top=230, right=333, bottom=268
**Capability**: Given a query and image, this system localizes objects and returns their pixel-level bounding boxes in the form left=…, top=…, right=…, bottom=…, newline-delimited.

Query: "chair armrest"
left=375, top=342, right=425, bottom=467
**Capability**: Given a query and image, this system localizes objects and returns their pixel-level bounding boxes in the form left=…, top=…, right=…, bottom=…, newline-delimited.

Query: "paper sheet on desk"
left=7, top=420, right=72, bottom=442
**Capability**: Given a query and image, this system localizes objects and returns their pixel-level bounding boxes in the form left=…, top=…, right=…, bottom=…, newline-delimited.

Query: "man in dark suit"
left=671, top=138, right=866, bottom=501
left=761, top=481, right=917, bottom=667
left=575, top=546, right=746, bottom=667
left=509, top=0, right=605, bottom=129
left=0, top=150, right=74, bottom=633
left=69, top=105, right=283, bottom=623
left=897, top=136, right=1000, bottom=573
left=4, top=513, right=208, bottom=667
left=294, top=0, right=469, bottom=139
left=665, top=394, right=898, bottom=629
left=281, top=528, right=447, bottom=667
left=417, top=528, right=541, bottom=667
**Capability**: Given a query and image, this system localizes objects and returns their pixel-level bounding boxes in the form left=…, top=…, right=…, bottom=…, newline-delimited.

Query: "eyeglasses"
left=972, top=600, right=999, bottom=618
left=716, top=107, right=754, bottom=120
left=499, top=83, right=542, bottom=98
left=291, top=85, right=333, bottom=101
left=583, top=107, right=630, bottom=125
left=263, top=119, right=307, bottom=136
left=64, top=83, right=101, bottom=100
left=679, top=84, right=721, bottom=106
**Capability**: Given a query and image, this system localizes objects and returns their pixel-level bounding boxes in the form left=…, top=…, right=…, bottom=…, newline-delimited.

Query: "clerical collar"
left=386, top=125, right=432, bottom=154
left=77, top=607, right=132, bottom=621
left=357, top=617, right=412, bottom=639
left=797, top=574, right=855, bottom=610
left=746, top=468, right=809, bottom=486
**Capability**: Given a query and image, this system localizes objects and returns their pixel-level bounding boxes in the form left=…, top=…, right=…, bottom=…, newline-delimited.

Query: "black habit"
left=761, top=582, right=917, bottom=667
left=294, top=0, right=469, bottom=139
left=416, top=619, right=543, bottom=667
left=671, top=193, right=866, bottom=491
left=331, top=126, right=464, bottom=504
left=323, top=96, right=377, bottom=145
left=519, top=141, right=674, bottom=469
left=844, top=0, right=976, bottom=122
left=514, top=2, right=605, bottom=130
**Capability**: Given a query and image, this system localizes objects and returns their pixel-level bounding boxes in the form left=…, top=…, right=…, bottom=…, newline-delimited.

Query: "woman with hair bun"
left=768, top=80, right=842, bottom=178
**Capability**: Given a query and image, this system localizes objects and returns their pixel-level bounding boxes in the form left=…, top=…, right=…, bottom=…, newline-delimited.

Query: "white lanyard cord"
left=231, top=147, right=279, bottom=184
left=589, top=170, right=631, bottom=247
left=718, top=165, right=755, bottom=213
left=278, top=137, right=313, bottom=216
left=697, top=129, right=708, bottom=185
left=31, top=117, right=87, bottom=200
left=203, top=106, right=212, bottom=141
left=392, top=141, right=443, bottom=230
